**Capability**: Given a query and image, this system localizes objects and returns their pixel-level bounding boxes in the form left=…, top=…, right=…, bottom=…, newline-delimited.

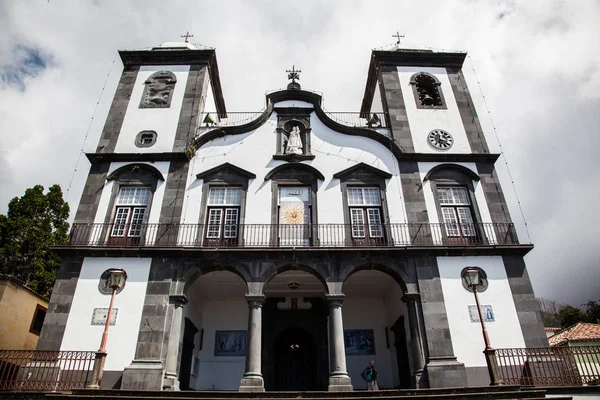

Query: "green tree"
left=558, top=305, right=587, bottom=328
left=0, top=184, right=70, bottom=298
left=584, top=300, right=600, bottom=324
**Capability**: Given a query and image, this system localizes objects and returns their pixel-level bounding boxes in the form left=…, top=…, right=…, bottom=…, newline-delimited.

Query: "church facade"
left=39, top=41, right=548, bottom=392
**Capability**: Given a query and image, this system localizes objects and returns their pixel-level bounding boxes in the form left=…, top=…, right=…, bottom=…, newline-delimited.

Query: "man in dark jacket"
left=360, top=360, right=379, bottom=390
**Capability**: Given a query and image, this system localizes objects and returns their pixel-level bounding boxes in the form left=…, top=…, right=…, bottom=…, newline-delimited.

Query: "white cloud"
left=1, top=0, right=599, bottom=306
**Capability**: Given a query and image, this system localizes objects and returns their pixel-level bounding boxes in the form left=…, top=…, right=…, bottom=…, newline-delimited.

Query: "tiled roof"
left=549, top=322, right=600, bottom=346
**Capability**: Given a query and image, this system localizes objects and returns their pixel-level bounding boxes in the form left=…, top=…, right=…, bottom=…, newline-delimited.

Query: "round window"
left=135, top=130, right=157, bottom=148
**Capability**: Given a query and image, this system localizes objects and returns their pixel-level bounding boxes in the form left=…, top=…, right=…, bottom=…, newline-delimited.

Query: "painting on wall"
left=344, top=329, right=375, bottom=355
left=468, top=304, right=495, bottom=322
left=214, top=330, right=247, bottom=356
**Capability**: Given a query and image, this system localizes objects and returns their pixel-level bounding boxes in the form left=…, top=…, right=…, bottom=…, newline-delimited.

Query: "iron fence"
left=66, top=222, right=519, bottom=248
left=0, top=350, right=95, bottom=391
left=496, top=346, right=600, bottom=386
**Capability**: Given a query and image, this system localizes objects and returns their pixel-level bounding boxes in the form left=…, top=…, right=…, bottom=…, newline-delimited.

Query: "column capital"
left=169, top=294, right=188, bottom=307
left=402, top=292, right=421, bottom=303
left=325, top=294, right=345, bottom=307
left=245, top=294, right=265, bottom=308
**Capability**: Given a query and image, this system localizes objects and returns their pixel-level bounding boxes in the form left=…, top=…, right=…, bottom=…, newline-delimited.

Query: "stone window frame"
left=409, top=72, right=447, bottom=110
left=423, top=164, right=485, bottom=242
left=134, top=130, right=158, bottom=148
left=29, top=304, right=47, bottom=336
left=333, top=163, right=393, bottom=245
left=139, top=70, right=177, bottom=109
left=265, top=163, right=324, bottom=245
left=197, top=163, right=256, bottom=245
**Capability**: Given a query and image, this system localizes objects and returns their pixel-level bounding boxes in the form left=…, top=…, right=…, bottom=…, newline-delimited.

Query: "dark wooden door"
left=274, top=328, right=317, bottom=391
left=179, top=318, right=198, bottom=390
left=391, top=316, right=411, bottom=388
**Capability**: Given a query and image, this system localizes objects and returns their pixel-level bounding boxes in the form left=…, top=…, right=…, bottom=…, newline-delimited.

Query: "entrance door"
left=391, top=316, right=411, bottom=388
left=274, top=328, right=317, bottom=391
left=179, top=318, right=198, bottom=390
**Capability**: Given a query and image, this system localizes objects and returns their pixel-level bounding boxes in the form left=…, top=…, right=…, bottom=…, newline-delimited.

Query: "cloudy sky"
left=1, top=0, right=599, bottom=307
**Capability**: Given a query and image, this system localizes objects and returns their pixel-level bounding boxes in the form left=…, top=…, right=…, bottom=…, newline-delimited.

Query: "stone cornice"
left=86, top=152, right=188, bottom=164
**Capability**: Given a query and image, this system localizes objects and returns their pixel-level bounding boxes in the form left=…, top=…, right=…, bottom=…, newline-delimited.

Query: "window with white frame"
left=347, top=187, right=383, bottom=238
left=437, top=187, right=476, bottom=237
left=111, top=187, right=151, bottom=237
left=206, top=187, right=241, bottom=239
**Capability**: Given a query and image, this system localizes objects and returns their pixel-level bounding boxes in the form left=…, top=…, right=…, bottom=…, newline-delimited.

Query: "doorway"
left=274, top=328, right=317, bottom=391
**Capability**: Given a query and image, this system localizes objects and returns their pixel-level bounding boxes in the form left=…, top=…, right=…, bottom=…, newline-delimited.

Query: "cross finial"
left=286, top=65, right=301, bottom=83
left=180, top=31, right=194, bottom=43
left=392, top=31, right=405, bottom=45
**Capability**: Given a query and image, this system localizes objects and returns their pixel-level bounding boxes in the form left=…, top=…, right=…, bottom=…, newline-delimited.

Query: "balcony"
left=66, top=222, right=520, bottom=249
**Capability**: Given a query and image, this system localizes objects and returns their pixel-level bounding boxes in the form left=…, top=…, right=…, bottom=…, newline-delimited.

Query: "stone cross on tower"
left=180, top=31, right=194, bottom=43
left=286, top=65, right=301, bottom=90
left=392, top=31, right=405, bottom=44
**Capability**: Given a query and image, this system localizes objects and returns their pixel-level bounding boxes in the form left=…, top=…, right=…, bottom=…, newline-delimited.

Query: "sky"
left=1, top=0, right=599, bottom=307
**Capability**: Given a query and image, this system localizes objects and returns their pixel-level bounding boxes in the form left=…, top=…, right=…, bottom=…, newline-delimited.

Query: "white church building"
left=39, top=41, right=548, bottom=392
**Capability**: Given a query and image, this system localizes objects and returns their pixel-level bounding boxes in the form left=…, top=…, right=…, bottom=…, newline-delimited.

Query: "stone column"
left=163, top=295, right=188, bottom=391
left=239, top=295, right=265, bottom=392
left=403, top=293, right=427, bottom=388
left=326, top=294, right=353, bottom=391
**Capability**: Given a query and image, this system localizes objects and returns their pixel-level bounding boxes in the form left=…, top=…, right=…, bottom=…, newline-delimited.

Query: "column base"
left=328, top=373, right=353, bottom=391
left=121, top=359, right=164, bottom=390
left=163, top=372, right=180, bottom=391
left=426, top=357, right=467, bottom=388
left=239, top=375, right=265, bottom=392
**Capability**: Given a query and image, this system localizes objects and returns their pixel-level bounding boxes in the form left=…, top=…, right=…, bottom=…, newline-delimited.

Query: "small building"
left=549, top=323, right=600, bottom=385
left=0, top=275, right=48, bottom=350
left=549, top=323, right=600, bottom=347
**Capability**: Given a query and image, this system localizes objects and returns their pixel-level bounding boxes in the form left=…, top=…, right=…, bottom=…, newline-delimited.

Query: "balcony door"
left=278, top=187, right=311, bottom=246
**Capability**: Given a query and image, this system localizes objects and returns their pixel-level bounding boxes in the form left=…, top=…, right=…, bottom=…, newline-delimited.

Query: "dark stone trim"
left=503, top=255, right=549, bottom=348
left=361, top=50, right=467, bottom=115
left=86, top=152, right=188, bottom=163
left=196, top=162, right=256, bottom=180
left=423, top=163, right=480, bottom=182
left=73, top=162, right=111, bottom=225
left=333, top=162, right=392, bottom=180
left=378, top=65, right=414, bottom=152
left=399, top=161, right=429, bottom=224
left=119, top=49, right=226, bottom=117
left=475, top=163, right=513, bottom=225
left=401, top=153, right=500, bottom=163
left=53, top=244, right=535, bottom=259
left=409, top=72, right=447, bottom=110
left=96, top=66, right=140, bottom=154
left=158, top=161, right=189, bottom=226
left=172, top=64, right=208, bottom=152
left=106, top=163, right=165, bottom=182
left=264, top=163, right=325, bottom=181
left=272, top=154, right=315, bottom=162
left=447, top=68, right=490, bottom=154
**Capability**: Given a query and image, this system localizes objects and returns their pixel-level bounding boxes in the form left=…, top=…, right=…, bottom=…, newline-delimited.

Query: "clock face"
left=428, top=129, right=454, bottom=150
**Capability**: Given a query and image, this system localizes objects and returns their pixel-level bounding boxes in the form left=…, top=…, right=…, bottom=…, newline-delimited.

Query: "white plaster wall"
left=93, top=161, right=170, bottom=227
left=193, top=298, right=247, bottom=390
left=437, top=256, right=526, bottom=367
left=397, top=67, right=471, bottom=154
left=114, top=65, right=190, bottom=153
left=343, top=297, right=396, bottom=389
left=60, top=258, right=151, bottom=372
left=181, top=111, right=408, bottom=227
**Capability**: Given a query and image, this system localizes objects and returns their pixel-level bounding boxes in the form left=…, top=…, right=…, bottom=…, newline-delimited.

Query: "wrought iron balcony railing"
left=65, top=222, right=519, bottom=248
left=0, top=350, right=94, bottom=391
left=197, top=112, right=389, bottom=131
left=495, top=346, right=600, bottom=386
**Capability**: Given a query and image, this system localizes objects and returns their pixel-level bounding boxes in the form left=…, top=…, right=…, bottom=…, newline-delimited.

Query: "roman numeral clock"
left=428, top=129, right=454, bottom=150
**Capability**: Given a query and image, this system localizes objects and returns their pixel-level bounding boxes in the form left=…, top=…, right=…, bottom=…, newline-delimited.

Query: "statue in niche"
left=284, top=125, right=303, bottom=155
left=141, top=71, right=176, bottom=108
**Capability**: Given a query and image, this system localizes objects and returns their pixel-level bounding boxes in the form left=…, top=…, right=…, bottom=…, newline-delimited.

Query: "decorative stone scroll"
left=140, top=71, right=177, bottom=108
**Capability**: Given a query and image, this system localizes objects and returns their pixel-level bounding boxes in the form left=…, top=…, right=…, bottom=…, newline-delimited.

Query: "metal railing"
left=196, top=112, right=389, bottom=131
left=66, top=222, right=519, bottom=248
left=496, top=346, right=600, bottom=386
left=0, top=350, right=95, bottom=391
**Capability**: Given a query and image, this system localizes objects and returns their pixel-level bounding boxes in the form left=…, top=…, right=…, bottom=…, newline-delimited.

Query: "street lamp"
left=462, top=267, right=501, bottom=386
left=87, top=268, right=127, bottom=389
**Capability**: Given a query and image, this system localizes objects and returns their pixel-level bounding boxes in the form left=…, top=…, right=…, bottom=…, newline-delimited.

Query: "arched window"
left=140, top=71, right=177, bottom=108
left=410, top=72, right=446, bottom=109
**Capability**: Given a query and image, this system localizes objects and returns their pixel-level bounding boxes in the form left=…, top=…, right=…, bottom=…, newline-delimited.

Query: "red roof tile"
left=549, top=323, right=600, bottom=346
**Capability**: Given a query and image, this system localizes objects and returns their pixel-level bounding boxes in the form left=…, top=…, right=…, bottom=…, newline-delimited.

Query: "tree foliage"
left=0, top=185, right=70, bottom=298
left=559, top=306, right=587, bottom=328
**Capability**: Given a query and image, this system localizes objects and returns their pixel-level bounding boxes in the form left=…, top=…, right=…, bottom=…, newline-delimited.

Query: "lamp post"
left=87, top=268, right=127, bottom=389
left=462, top=267, right=501, bottom=386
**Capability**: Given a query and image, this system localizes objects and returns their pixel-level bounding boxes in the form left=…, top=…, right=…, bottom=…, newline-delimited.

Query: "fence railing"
left=496, top=346, right=600, bottom=386
left=0, top=350, right=95, bottom=391
left=66, top=222, right=519, bottom=248
left=196, top=112, right=389, bottom=132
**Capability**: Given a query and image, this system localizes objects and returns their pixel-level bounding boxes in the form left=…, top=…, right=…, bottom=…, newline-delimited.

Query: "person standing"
left=361, top=360, right=379, bottom=390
